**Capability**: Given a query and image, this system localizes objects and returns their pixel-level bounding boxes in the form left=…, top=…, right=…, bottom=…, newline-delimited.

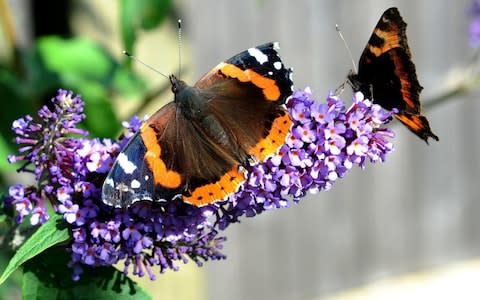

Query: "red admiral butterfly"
left=102, top=42, right=293, bottom=208
left=348, top=7, right=439, bottom=143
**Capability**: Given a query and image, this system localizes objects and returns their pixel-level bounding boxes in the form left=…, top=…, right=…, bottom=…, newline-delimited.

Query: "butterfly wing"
left=195, top=42, right=293, bottom=157
left=350, top=7, right=438, bottom=143
left=102, top=100, right=249, bottom=208
left=102, top=103, right=178, bottom=208
left=102, top=43, right=293, bottom=208
left=182, top=42, right=293, bottom=205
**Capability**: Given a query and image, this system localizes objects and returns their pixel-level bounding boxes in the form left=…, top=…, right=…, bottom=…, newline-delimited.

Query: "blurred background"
left=1, top=0, right=480, bottom=299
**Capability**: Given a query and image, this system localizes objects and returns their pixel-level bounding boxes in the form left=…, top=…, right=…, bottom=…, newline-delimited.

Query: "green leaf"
left=111, top=64, right=147, bottom=98
left=70, top=79, right=120, bottom=138
left=120, top=0, right=140, bottom=54
left=0, top=251, right=22, bottom=300
left=36, top=37, right=129, bottom=137
left=0, top=133, right=14, bottom=171
left=34, top=36, right=152, bottom=137
left=0, top=214, right=70, bottom=285
left=0, top=67, right=31, bottom=143
left=139, top=0, right=172, bottom=30
left=21, top=46, right=62, bottom=98
left=37, top=37, right=116, bottom=83
left=0, top=193, right=14, bottom=224
left=120, top=0, right=172, bottom=52
left=22, top=247, right=151, bottom=300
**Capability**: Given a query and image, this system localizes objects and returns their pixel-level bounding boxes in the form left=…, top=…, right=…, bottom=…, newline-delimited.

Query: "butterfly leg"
left=334, top=79, right=348, bottom=96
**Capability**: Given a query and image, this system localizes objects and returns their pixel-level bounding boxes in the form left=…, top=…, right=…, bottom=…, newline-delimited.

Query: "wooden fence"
left=178, top=0, right=480, bottom=299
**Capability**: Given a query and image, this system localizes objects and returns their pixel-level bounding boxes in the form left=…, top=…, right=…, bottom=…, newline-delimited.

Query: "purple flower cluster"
left=5, top=87, right=395, bottom=281
left=469, top=0, right=480, bottom=47
left=7, top=90, right=88, bottom=224
left=6, top=90, right=227, bottom=280
left=216, top=88, right=395, bottom=225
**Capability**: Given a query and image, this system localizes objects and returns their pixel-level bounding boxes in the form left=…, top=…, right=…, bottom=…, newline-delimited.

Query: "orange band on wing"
left=394, top=114, right=427, bottom=133
left=218, top=63, right=281, bottom=101
left=389, top=52, right=416, bottom=110
left=368, top=29, right=402, bottom=57
left=395, top=113, right=439, bottom=143
left=249, top=112, right=293, bottom=161
left=140, top=124, right=182, bottom=189
left=183, top=167, right=245, bottom=206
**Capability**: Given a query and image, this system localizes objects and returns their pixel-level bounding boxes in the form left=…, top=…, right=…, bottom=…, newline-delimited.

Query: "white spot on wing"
left=105, top=178, right=114, bottom=187
left=248, top=47, right=268, bottom=64
left=144, top=175, right=149, bottom=181
left=117, top=153, right=137, bottom=174
left=268, top=71, right=273, bottom=75
left=117, top=182, right=129, bottom=192
left=131, top=180, right=141, bottom=189
left=273, top=61, right=282, bottom=70
left=131, top=196, right=152, bottom=205
left=273, top=42, right=280, bottom=50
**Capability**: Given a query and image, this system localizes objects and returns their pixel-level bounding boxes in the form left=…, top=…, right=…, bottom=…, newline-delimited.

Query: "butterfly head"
left=347, top=70, right=372, bottom=100
left=169, top=74, right=187, bottom=95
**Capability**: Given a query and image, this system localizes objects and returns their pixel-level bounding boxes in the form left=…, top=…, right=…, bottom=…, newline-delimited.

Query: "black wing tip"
left=422, top=132, right=440, bottom=144
left=382, top=7, right=406, bottom=29
left=384, top=7, right=400, bottom=16
left=255, top=42, right=280, bottom=51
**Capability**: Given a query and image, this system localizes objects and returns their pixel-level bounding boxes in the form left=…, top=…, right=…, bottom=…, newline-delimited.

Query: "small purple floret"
left=469, top=0, right=480, bottom=47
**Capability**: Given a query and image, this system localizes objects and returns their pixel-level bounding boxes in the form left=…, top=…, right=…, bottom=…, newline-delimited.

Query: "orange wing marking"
left=183, top=167, right=246, bottom=206
left=140, top=124, right=182, bottom=189
left=389, top=51, right=417, bottom=110
left=368, top=27, right=402, bottom=57
left=218, top=63, right=281, bottom=101
left=395, top=114, right=427, bottom=133
left=249, top=112, right=293, bottom=161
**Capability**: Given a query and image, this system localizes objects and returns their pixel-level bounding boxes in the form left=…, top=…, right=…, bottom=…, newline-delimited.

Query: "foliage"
left=0, top=1, right=172, bottom=298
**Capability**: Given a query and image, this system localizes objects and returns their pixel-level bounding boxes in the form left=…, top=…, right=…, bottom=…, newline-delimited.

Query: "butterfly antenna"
left=336, top=24, right=357, bottom=74
left=122, top=51, right=169, bottom=79
left=177, top=19, right=182, bottom=79
left=334, top=81, right=346, bottom=96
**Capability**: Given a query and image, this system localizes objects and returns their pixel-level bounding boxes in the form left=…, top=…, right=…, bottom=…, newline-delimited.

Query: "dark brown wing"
left=179, top=43, right=293, bottom=205
left=101, top=101, right=246, bottom=208
left=149, top=43, right=293, bottom=206
left=202, top=76, right=291, bottom=161
left=145, top=100, right=248, bottom=206
left=101, top=103, right=182, bottom=208
left=194, top=42, right=293, bottom=162
left=349, top=7, right=439, bottom=143
left=174, top=79, right=292, bottom=206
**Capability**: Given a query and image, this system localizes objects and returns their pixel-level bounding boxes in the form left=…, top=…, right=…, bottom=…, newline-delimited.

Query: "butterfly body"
left=102, top=43, right=293, bottom=208
left=348, top=7, right=439, bottom=143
